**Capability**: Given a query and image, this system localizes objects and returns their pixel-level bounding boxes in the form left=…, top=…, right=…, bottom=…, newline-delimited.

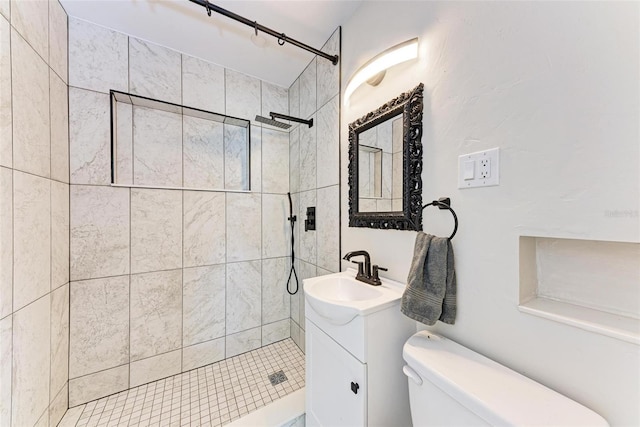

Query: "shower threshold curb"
left=226, top=388, right=305, bottom=427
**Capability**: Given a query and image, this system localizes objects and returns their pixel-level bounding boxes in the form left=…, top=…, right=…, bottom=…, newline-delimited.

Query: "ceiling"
left=60, top=0, right=362, bottom=88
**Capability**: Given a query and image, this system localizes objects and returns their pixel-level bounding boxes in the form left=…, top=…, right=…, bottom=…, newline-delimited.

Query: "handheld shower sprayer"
left=286, top=192, right=299, bottom=295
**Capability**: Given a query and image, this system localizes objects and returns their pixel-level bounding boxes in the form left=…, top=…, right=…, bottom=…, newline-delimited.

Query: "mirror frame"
left=348, top=83, right=424, bottom=230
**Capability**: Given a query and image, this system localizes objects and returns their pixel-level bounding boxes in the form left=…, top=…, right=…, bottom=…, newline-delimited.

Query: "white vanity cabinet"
left=304, top=270, right=416, bottom=427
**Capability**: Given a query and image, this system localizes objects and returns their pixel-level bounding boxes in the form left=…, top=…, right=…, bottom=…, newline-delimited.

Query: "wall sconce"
left=344, top=37, right=419, bottom=105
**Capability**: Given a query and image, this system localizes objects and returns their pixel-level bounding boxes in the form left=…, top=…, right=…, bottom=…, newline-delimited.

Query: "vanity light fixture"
left=344, top=37, right=419, bottom=105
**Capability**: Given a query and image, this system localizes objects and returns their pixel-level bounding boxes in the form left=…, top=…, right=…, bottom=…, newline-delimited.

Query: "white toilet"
left=402, top=331, right=609, bottom=426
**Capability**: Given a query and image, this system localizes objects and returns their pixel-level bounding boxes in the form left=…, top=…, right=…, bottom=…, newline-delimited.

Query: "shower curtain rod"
left=187, top=0, right=339, bottom=65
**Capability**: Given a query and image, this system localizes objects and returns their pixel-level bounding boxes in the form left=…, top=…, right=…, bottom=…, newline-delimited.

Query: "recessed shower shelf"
left=110, top=90, right=252, bottom=192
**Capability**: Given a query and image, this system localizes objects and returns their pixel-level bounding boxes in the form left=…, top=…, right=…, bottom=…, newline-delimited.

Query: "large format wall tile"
left=316, top=185, right=340, bottom=272
left=250, top=125, right=262, bottom=192
left=0, top=167, right=11, bottom=318
left=0, top=0, right=7, bottom=23
left=298, top=190, right=317, bottom=265
left=10, top=0, right=48, bottom=60
left=49, top=383, right=68, bottom=427
left=13, top=171, right=50, bottom=311
left=50, top=284, right=69, bottom=401
left=68, top=365, right=128, bottom=407
left=129, top=38, right=181, bottom=104
left=225, top=327, right=261, bottom=358
left=317, top=29, right=340, bottom=110
left=262, top=257, right=290, bottom=324
left=51, top=181, right=69, bottom=290
left=130, top=269, right=182, bottom=361
left=224, top=124, right=250, bottom=190
left=11, top=28, right=50, bottom=178
left=262, top=319, right=290, bottom=346
left=317, top=95, right=339, bottom=188
left=184, top=191, right=225, bottom=267
left=130, top=350, right=181, bottom=388
left=299, top=114, right=316, bottom=191
left=0, top=17, right=11, bottom=168
left=226, top=193, right=261, bottom=262
left=288, top=78, right=300, bottom=124
left=183, top=116, right=224, bottom=189
left=70, top=185, right=130, bottom=281
left=182, top=338, right=225, bottom=372
left=298, top=261, right=317, bottom=326
left=12, top=294, right=50, bottom=427
left=50, top=72, right=69, bottom=183
left=299, top=58, right=317, bottom=120
left=115, top=102, right=133, bottom=185
left=289, top=127, right=300, bottom=193
left=262, top=194, right=289, bottom=259
left=225, top=69, right=260, bottom=122
left=131, top=189, right=182, bottom=274
left=69, top=18, right=128, bottom=93
left=0, top=315, right=11, bottom=427
left=132, top=106, right=182, bottom=187
left=69, top=88, right=110, bottom=185
left=182, top=54, right=225, bottom=114
left=262, top=128, right=289, bottom=193
left=49, top=0, right=68, bottom=83
left=226, top=261, right=261, bottom=334
left=69, top=276, right=129, bottom=379
left=261, top=82, right=289, bottom=130
left=183, top=265, right=225, bottom=346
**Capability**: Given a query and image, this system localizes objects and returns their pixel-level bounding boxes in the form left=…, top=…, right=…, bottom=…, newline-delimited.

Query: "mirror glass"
left=348, top=83, right=424, bottom=230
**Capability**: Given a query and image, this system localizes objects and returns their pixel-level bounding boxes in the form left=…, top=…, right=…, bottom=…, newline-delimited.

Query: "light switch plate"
left=458, top=148, right=500, bottom=188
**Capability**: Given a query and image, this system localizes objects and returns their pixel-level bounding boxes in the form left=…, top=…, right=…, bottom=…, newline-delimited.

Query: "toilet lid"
left=403, top=331, right=609, bottom=427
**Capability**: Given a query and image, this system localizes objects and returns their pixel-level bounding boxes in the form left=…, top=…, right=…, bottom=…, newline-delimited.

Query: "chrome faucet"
left=343, top=250, right=387, bottom=286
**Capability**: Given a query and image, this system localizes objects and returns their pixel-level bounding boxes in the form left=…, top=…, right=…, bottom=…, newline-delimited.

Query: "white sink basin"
left=304, top=269, right=406, bottom=325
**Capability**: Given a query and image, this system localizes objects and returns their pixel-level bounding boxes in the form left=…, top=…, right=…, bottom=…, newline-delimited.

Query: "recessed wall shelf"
left=519, top=236, right=640, bottom=345
left=110, top=90, right=251, bottom=191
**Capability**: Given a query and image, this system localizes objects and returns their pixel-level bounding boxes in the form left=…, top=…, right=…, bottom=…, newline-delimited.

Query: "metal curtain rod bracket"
left=188, top=0, right=339, bottom=65
left=422, top=197, right=458, bottom=240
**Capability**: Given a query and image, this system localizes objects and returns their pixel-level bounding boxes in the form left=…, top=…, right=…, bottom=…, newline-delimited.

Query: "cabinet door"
left=306, top=321, right=367, bottom=427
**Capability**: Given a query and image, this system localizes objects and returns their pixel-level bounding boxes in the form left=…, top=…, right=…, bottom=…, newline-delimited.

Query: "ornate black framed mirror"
left=348, top=83, right=424, bottom=230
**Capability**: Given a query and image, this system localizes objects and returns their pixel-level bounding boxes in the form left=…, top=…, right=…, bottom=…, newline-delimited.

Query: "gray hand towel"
left=401, top=232, right=457, bottom=325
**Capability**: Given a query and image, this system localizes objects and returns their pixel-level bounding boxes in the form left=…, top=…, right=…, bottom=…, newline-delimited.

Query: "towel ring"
left=421, top=197, right=458, bottom=240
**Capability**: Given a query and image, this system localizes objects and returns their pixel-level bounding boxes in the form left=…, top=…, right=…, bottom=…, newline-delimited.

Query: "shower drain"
left=268, top=370, right=288, bottom=386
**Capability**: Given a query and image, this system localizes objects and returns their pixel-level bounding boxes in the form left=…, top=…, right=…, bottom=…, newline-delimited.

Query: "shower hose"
left=286, top=192, right=299, bottom=295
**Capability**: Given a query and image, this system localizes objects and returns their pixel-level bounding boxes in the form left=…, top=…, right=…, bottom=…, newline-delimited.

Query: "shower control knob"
left=350, top=382, right=359, bottom=394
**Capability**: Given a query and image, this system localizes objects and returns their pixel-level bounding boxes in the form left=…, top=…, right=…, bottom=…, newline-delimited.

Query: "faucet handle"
left=372, top=265, right=388, bottom=280
left=350, top=260, right=365, bottom=277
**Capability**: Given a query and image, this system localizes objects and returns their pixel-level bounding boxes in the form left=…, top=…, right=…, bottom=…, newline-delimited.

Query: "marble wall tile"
left=261, top=82, right=289, bottom=130
left=50, top=72, right=69, bottom=183
left=49, top=382, right=68, bottom=427
left=49, top=0, right=67, bottom=82
left=382, top=152, right=393, bottom=199
left=130, top=269, right=182, bottom=361
left=392, top=152, right=403, bottom=200
left=182, top=338, right=225, bottom=372
left=10, top=0, right=48, bottom=60
left=13, top=171, right=50, bottom=311
left=392, top=116, right=403, bottom=154
left=316, top=95, right=339, bottom=188
left=51, top=181, right=69, bottom=290
left=12, top=294, right=50, bottom=427
left=0, top=167, right=11, bottom=318
left=262, top=128, right=289, bottom=193
left=290, top=321, right=301, bottom=352
left=289, top=127, right=300, bottom=193
left=68, top=18, right=128, bottom=93
left=0, top=0, right=7, bottom=21
left=226, top=261, right=261, bottom=334
left=132, top=106, right=182, bottom=187
left=11, top=28, right=50, bottom=178
left=316, top=185, right=340, bottom=272
left=130, top=350, right=181, bottom=388
left=226, top=193, right=261, bottom=262
left=250, top=125, right=261, bottom=192
left=298, top=190, right=316, bottom=265
left=183, top=265, right=225, bottom=346
left=298, top=261, right=317, bottom=327
left=262, top=319, right=290, bottom=346
left=69, top=88, right=110, bottom=185
left=299, top=114, right=316, bottom=192
left=224, top=124, right=250, bottom=190
left=183, top=191, right=225, bottom=268
left=69, top=276, right=129, bottom=379
left=131, top=189, right=182, bottom=274
left=261, top=257, right=290, bottom=324
left=0, top=315, right=11, bottom=427
left=225, top=69, right=260, bottom=122
left=225, top=327, right=261, bottom=358
left=115, top=102, right=133, bottom=185
left=0, top=17, right=11, bottom=168
left=262, top=194, right=289, bottom=259
left=183, top=116, right=224, bottom=189
left=129, top=38, right=181, bottom=104
left=288, top=78, right=300, bottom=124
left=317, top=29, right=340, bottom=110
left=68, top=364, right=128, bottom=407
left=289, top=261, right=300, bottom=328
left=182, top=54, right=225, bottom=113
left=50, top=284, right=69, bottom=400
left=299, top=58, right=317, bottom=120
left=70, top=185, right=130, bottom=281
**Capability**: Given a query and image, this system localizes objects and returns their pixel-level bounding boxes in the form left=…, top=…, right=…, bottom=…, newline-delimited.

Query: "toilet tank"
left=402, top=331, right=609, bottom=426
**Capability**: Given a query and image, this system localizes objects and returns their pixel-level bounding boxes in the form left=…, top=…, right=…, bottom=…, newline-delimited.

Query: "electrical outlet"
left=458, top=148, right=499, bottom=188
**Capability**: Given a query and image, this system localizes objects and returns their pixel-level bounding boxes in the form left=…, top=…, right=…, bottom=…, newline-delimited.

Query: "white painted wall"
left=340, top=2, right=639, bottom=425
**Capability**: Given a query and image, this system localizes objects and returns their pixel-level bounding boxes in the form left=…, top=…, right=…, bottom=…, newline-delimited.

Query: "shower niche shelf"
left=110, top=90, right=251, bottom=192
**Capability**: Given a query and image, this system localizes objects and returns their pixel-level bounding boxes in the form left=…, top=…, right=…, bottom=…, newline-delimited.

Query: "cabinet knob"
left=350, top=381, right=359, bottom=394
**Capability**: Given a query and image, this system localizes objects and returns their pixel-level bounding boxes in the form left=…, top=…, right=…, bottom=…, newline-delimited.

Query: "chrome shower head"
left=255, top=115, right=291, bottom=129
